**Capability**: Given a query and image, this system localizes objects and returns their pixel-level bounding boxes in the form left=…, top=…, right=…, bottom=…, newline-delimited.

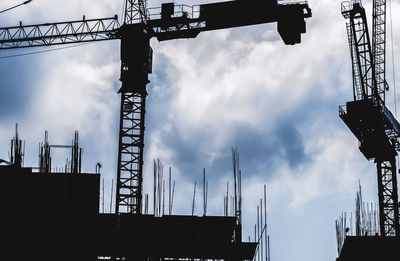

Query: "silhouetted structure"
left=337, top=236, right=400, bottom=261
left=336, top=0, right=400, bottom=259
left=336, top=0, right=400, bottom=256
left=336, top=183, right=380, bottom=254
left=38, top=130, right=83, bottom=173
left=339, top=0, right=400, bottom=236
left=10, top=123, right=24, bottom=167
left=1, top=0, right=311, bottom=259
left=0, top=131, right=257, bottom=261
left=0, top=0, right=311, bottom=216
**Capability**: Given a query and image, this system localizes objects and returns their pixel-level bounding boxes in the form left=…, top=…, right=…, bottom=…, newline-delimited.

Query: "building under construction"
left=1, top=128, right=258, bottom=261
left=4, top=0, right=400, bottom=259
left=0, top=0, right=311, bottom=260
left=337, top=236, right=400, bottom=261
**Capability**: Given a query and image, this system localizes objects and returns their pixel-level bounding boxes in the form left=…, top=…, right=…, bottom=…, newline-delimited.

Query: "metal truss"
left=376, top=158, right=400, bottom=236
left=342, top=2, right=376, bottom=101
left=372, top=0, right=387, bottom=100
left=124, top=0, right=148, bottom=24
left=115, top=92, right=146, bottom=214
left=345, top=22, right=363, bottom=101
left=0, top=16, right=119, bottom=49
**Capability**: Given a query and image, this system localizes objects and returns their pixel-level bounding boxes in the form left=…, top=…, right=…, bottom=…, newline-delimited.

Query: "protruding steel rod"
left=264, top=184, right=268, bottom=261
left=192, top=181, right=196, bottom=216
left=203, top=168, right=206, bottom=215
left=110, top=179, right=114, bottom=213
left=102, top=178, right=105, bottom=213
left=171, top=180, right=176, bottom=214
left=153, top=159, right=157, bottom=215
left=257, top=205, right=260, bottom=261
left=0, top=0, right=32, bottom=14
left=260, top=198, right=263, bottom=261
left=169, top=167, right=172, bottom=215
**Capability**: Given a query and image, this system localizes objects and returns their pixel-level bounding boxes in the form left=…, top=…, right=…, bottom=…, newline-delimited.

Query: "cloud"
left=1, top=0, right=122, bottom=24
left=143, top=0, right=349, bottom=178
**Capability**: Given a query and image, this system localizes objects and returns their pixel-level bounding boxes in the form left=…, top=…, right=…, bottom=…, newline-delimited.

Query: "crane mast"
left=115, top=0, right=151, bottom=214
left=340, top=0, right=400, bottom=236
left=0, top=0, right=311, bottom=217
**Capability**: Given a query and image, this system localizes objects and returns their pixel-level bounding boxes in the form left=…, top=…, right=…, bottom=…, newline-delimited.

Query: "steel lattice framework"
left=124, top=0, right=148, bottom=24
left=345, top=23, right=363, bottom=101
left=342, top=1, right=385, bottom=103
left=372, top=0, right=387, bottom=100
left=377, top=159, right=400, bottom=236
left=114, top=0, right=150, bottom=215
left=340, top=0, right=400, bottom=236
left=0, top=17, right=119, bottom=49
left=116, top=92, right=147, bottom=213
left=344, top=3, right=374, bottom=101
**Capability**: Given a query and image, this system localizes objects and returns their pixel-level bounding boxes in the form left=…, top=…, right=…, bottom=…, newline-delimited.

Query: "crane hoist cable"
left=0, top=0, right=32, bottom=14
left=389, top=0, right=397, bottom=118
left=0, top=42, right=92, bottom=59
left=388, top=0, right=400, bottom=171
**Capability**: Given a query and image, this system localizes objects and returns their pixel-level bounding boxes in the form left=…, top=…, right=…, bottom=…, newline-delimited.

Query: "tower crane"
left=339, top=0, right=400, bottom=236
left=0, top=0, right=311, bottom=215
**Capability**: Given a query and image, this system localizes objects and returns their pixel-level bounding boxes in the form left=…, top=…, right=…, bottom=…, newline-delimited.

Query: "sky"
left=1, top=0, right=400, bottom=260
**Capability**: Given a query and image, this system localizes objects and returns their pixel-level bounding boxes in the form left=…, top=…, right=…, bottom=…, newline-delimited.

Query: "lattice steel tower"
left=339, top=0, right=400, bottom=236
left=115, top=0, right=151, bottom=214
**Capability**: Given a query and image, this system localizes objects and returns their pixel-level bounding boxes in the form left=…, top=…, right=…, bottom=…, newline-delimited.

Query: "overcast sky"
left=1, top=0, right=400, bottom=260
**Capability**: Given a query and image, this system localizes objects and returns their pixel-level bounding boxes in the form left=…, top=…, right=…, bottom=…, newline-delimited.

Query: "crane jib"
left=0, top=1, right=312, bottom=49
